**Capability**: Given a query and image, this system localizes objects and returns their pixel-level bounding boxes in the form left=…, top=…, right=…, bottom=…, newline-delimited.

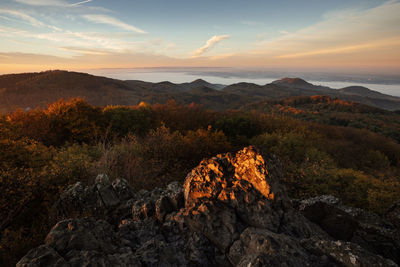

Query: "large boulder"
left=183, top=146, right=285, bottom=208
left=18, top=147, right=399, bottom=267
left=132, top=181, right=184, bottom=222
left=182, top=146, right=328, bottom=256
left=17, top=218, right=141, bottom=267
left=53, top=175, right=135, bottom=224
left=298, top=195, right=400, bottom=264
left=386, top=201, right=400, bottom=229
left=228, top=227, right=325, bottom=266
left=301, top=238, right=397, bottom=267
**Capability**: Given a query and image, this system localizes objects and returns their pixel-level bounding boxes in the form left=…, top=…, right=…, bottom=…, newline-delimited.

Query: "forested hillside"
left=243, top=95, right=400, bottom=142
left=1, top=98, right=399, bottom=265
left=1, top=70, right=400, bottom=112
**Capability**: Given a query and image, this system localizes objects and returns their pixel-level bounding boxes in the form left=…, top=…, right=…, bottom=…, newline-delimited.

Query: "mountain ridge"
left=1, top=70, right=399, bottom=112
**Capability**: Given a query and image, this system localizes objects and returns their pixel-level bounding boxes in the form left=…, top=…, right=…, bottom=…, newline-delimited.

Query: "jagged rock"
left=53, top=174, right=135, bottom=224
left=65, top=250, right=141, bottom=267
left=16, top=245, right=68, bottom=267
left=132, top=197, right=156, bottom=221
left=230, top=227, right=339, bottom=267
left=132, top=182, right=184, bottom=222
left=386, top=201, right=400, bottom=229
left=299, top=195, right=400, bottom=264
left=17, top=218, right=142, bottom=267
left=18, top=147, right=398, bottom=267
left=95, top=174, right=120, bottom=207
left=302, top=238, right=397, bottom=267
left=183, top=146, right=282, bottom=208
left=155, top=195, right=174, bottom=222
left=183, top=146, right=327, bottom=257
left=45, top=218, right=119, bottom=255
left=299, top=195, right=359, bottom=240
left=112, top=178, right=135, bottom=201
left=184, top=200, right=243, bottom=253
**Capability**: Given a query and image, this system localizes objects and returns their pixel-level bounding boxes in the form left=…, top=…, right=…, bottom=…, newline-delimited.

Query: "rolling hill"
left=1, top=70, right=400, bottom=113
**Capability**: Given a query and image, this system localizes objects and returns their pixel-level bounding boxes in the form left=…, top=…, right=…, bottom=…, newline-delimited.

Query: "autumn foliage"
left=1, top=98, right=400, bottom=266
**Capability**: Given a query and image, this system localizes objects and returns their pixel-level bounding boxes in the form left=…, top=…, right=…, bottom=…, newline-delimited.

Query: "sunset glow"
left=0, top=0, right=399, bottom=74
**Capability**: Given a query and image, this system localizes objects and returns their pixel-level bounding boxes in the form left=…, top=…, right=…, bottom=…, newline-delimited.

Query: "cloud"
left=0, top=26, right=132, bottom=53
left=0, top=8, right=44, bottom=27
left=82, top=14, right=146, bottom=33
left=3, top=0, right=400, bottom=72
left=60, top=46, right=110, bottom=55
left=70, top=0, right=92, bottom=6
left=14, top=0, right=66, bottom=6
left=276, top=37, right=400, bottom=59
left=14, top=0, right=93, bottom=7
left=254, top=1, right=400, bottom=60
left=192, top=35, right=230, bottom=56
left=0, top=8, right=62, bottom=31
left=0, top=51, right=184, bottom=74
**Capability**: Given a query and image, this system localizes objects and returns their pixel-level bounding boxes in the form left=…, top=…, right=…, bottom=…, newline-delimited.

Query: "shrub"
left=214, top=114, right=259, bottom=139
left=0, top=142, right=99, bottom=266
left=95, top=126, right=231, bottom=190
left=103, top=104, right=156, bottom=137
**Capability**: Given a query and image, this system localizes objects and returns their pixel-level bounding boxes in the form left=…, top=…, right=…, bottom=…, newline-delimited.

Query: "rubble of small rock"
left=17, top=146, right=399, bottom=266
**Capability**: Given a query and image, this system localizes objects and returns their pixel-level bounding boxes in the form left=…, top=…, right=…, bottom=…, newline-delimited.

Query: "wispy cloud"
left=82, top=14, right=146, bottom=34
left=0, top=26, right=132, bottom=53
left=255, top=1, right=400, bottom=61
left=70, top=0, right=92, bottom=6
left=0, top=8, right=44, bottom=27
left=192, top=35, right=230, bottom=56
left=276, top=37, right=400, bottom=59
left=14, top=0, right=93, bottom=7
left=14, top=0, right=66, bottom=6
left=60, top=46, right=110, bottom=55
left=4, top=0, right=400, bottom=72
left=0, top=8, right=64, bottom=32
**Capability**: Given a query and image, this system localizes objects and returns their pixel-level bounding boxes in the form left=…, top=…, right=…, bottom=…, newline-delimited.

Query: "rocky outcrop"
left=53, top=175, right=136, bottom=224
left=297, top=195, right=400, bottom=264
left=18, top=146, right=399, bottom=267
left=386, top=201, right=400, bottom=229
left=182, top=146, right=328, bottom=255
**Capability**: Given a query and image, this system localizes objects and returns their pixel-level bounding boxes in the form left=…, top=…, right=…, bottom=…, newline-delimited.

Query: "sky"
left=0, top=0, right=399, bottom=74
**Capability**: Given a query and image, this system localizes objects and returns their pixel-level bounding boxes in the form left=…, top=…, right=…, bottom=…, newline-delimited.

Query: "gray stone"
left=299, top=195, right=400, bottom=264
left=19, top=147, right=398, bottom=267
left=16, top=245, right=68, bottom=267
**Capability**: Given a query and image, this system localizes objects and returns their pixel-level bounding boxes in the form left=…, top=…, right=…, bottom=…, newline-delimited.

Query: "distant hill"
left=0, top=71, right=248, bottom=112
left=189, top=85, right=220, bottom=94
left=223, top=82, right=330, bottom=98
left=272, top=77, right=333, bottom=93
left=125, top=79, right=225, bottom=93
left=0, top=70, right=141, bottom=113
left=273, top=77, right=317, bottom=89
left=1, top=71, right=400, bottom=113
left=181, top=79, right=225, bottom=90
left=339, top=86, right=400, bottom=101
